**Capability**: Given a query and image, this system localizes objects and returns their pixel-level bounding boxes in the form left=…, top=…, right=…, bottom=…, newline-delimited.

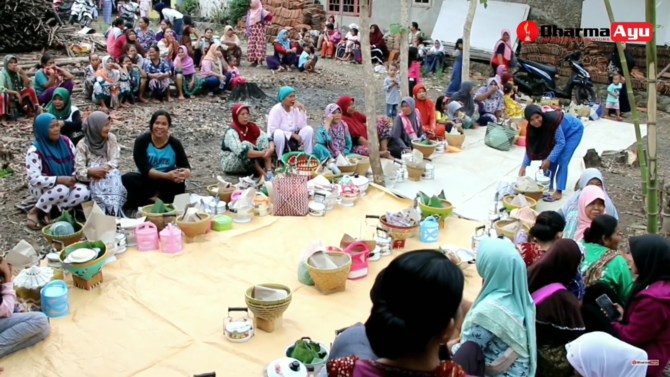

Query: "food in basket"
left=49, top=210, right=77, bottom=236
left=418, top=190, right=449, bottom=208
left=150, top=199, right=175, bottom=214
left=509, top=194, right=530, bottom=207
left=516, top=176, right=540, bottom=192
left=288, top=338, right=328, bottom=365
left=420, top=139, right=436, bottom=145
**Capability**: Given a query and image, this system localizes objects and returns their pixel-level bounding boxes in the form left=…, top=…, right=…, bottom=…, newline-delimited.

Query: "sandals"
left=25, top=218, right=41, bottom=231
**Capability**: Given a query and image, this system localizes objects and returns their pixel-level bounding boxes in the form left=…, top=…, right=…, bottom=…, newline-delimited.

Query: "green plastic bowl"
left=59, top=241, right=109, bottom=281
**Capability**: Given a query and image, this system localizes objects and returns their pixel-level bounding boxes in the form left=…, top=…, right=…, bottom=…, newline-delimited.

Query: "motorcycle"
left=514, top=51, right=596, bottom=105
left=69, top=0, right=95, bottom=27
left=120, top=2, right=140, bottom=28
left=53, top=0, right=72, bottom=25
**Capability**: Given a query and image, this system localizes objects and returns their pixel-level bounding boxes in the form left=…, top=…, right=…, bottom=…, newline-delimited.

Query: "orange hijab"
left=413, top=84, right=436, bottom=129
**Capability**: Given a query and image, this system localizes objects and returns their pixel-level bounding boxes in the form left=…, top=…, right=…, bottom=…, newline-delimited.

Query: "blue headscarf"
left=277, top=30, right=291, bottom=50
left=33, top=113, right=75, bottom=176
left=461, top=237, right=537, bottom=376
left=277, top=86, right=295, bottom=102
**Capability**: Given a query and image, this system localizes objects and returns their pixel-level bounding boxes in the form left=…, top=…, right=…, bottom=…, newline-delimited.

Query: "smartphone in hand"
left=596, top=294, right=621, bottom=321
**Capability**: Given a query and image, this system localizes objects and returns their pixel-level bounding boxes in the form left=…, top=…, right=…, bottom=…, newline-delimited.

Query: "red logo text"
left=611, top=22, right=653, bottom=43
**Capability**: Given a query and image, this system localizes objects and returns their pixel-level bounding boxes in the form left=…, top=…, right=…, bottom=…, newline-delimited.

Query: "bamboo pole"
left=359, top=0, right=384, bottom=185
left=399, top=0, right=410, bottom=97
left=603, top=0, right=649, bottom=201
left=461, top=0, right=479, bottom=84
left=646, top=0, right=658, bottom=233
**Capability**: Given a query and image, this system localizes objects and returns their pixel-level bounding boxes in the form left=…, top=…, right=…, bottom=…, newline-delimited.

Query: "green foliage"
left=228, top=0, right=251, bottom=25
left=389, top=23, right=409, bottom=35
left=181, top=0, right=199, bottom=15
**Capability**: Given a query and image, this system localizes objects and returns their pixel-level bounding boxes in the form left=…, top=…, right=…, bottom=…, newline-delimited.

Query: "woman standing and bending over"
left=519, top=105, right=584, bottom=202
left=221, top=104, right=274, bottom=177
left=122, top=110, right=191, bottom=210
left=267, top=86, right=314, bottom=161
left=34, top=55, right=75, bottom=106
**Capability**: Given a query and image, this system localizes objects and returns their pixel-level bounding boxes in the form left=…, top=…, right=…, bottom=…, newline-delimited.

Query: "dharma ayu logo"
left=517, top=21, right=539, bottom=43
left=517, top=21, right=612, bottom=43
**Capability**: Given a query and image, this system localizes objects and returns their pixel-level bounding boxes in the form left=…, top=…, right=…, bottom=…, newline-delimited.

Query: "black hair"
left=149, top=110, right=172, bottom=130
left=37, top=54, right=53, bottom=69
left=183, top=15, right=193, bottom=26
left=583, top=214, right=618, bottom=246
left=149, top=45, right=161, bottom=54
left=120, top=54, right=131, bottom=64
left=408, top=47, right=419, bottom=66
left=351, top=28, right=358, bottom=34
left=412, top=22, right=419, bottom=30
left=326, top=23, right=334, bottom=30
left=113, top=18, right=125, bottom=27
left=415, top=35, right=424, bottom=44
left=125, top=21, right=134, bottom=29
left=160, top=19, right=172, bottom=27
left=455, top=38, right=463, bottom=50
left=205, top=28, right=213, bottom=33
left=140, top=16, right=150, bottom=25
left=365, top=250, right=464, bottom=360
left=529, top=211, right=566, bottom=242
left=306, top=45, right=315, bottom=54
left=301, top=28, right=308, bottom=33
left=503, top=83, right=514, bottom=94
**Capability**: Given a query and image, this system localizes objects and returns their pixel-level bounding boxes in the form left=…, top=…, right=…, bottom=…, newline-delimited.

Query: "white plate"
left=66, top=248, right=97, bottom=264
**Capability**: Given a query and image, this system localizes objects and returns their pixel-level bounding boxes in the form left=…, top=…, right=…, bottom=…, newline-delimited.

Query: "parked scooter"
left=69, top=0, right=95, bottom=27
left=514, top=51, right=596, bottom=105
left=53, top=0, right=72, bottom=25
left=120, top=1, right=140, bottom=28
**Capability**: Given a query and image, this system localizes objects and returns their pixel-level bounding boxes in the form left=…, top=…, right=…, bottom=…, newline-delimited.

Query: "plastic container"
left=41, top=280, right=69, bottom=318
left=213, top=215, right=233, bottom=231
left=135, top=222, right=159, bottom=251
left=159, top=224, right=183, bottom=254
left=420, top=216, right=439, bottom=244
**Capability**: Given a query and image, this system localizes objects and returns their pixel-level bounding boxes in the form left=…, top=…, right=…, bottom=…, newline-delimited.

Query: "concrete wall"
left=335, top=0, right=443, bottom=36
left=493, top=0, right=582, bottom=29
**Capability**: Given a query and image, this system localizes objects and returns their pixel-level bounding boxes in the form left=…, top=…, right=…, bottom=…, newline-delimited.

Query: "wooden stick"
left=656, top=62, right=670, bottom=80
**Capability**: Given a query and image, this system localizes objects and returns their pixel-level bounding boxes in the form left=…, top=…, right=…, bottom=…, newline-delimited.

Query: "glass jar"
left=46, top=252, right=64, bottom=280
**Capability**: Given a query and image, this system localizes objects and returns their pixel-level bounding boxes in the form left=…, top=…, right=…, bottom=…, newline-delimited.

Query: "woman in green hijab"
left=45, top=88, right=84, bottom=145
left=0, top=55, right=39, bottom=120
left=451, top=237, right=537, bottom=377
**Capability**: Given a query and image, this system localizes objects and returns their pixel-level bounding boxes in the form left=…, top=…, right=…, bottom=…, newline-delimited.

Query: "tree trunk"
left=400, top=0, right=410, bottom=97
left=461, top=0, right=478, bottom=84
left=646, top=0, right=658, bottom=233
left=359, top=0, right=384, bottom=185
left=603, top=0, right=649, bottom=203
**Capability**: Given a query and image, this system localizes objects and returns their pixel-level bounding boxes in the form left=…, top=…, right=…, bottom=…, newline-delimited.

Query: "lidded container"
left=160, top=224, right=183, bottom=254
left=135, top=222, right=159, bottom=251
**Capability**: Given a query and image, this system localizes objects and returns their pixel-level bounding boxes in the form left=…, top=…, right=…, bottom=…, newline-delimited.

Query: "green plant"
left=181, top=0, right=199, bottom=15
left=389, top=23, right=408, bottom=35
left=418, top=190, right=448, bottom=208
left=228, top=0, right=250, bottom=25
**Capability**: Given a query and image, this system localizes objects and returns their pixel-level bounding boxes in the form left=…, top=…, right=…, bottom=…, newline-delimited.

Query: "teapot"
left=265, top=357, right=309, bottom=377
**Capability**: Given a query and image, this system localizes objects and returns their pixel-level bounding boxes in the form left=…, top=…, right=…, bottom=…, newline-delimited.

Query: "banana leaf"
left=438, top=190, right=446, bottom=200
left=418, top=191, right=431, bottom=205
left=54, top=209, right=76, bottom=227
left=289, top=339, right=320, bottom=364
left=151, top=199, right=168, bottom=214
left=428, top=196, right=444, bottom=208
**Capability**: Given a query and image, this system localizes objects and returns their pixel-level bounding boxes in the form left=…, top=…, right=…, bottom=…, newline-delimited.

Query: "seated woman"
left=564, top=185, right=607, bottom=241
left=320, top=23, right=342, bottom=59
left=413, top=85, right=443, bottom=139
left=516, top=210, right=565, bottom=266
left=45, top=88, right=83, bottom=145
left=369, top=24, right=387, bottom=65
left=118, top=55, right=135, bottom=107
left=566, top=332, right=648, bottom=377
left=194, top=28, right=215, bottom=66
left=113, top=29, right=145, bottom=61
left=175, top=46, right=203, bottom=100
left=425, top=40, right=446, bottom=74
left=388, top=97, right=423, bottom=159
left=327, top=250, right=485, bottom=377
left=93, top=56, right=124, bottom=111
left=267, top=30, right=298, bottom=71
left=313, top=103, right=359, bottom=161
left=0, top=55, right=38, bottom=120
left=155, top=19, right=170, bottom=43
left=34, top=54, right=75, bottom=106
left=141, top=46, right=172, bottom=103
left=580, top=214, right=633, bottom=303
left=559, top=168, right=619, bottom=220
left=340, top=25, right=360, bottom=62
left=122, top=110, right=191, bottom=210
left=474, top=78, right=504, bottom=126
left=200, top=43, right=233, bottom=96
left=336, top=95, right=391, bottom=158
left=222, top=25, right=242, bottom=64
left=157, top=28, right=179, bottom=63
left=74, top=111, right=127, bottom=216
left=25, top=114, right=90, bottom=229
left=0, top=258, right=50, bottom=358
left=612, top=235, right=670, bottom=377
left=451, top=238, right=535, bottom=377
left=84, top=54, right=101, bottom=102
left=221, top=104, right=274, bottom=177
left=123, top=47, right=144, bottom=99
left=268, top=86, right=314, bottom=161
left=527, top=239, right=585, bottom=377
left=444, top=101, right=469, bottom=133
left=448, top=81, right=477, bottom=128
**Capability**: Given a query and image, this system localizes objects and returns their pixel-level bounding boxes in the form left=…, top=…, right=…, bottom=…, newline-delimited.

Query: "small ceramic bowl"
left=309, top=202, right=326, bottom=217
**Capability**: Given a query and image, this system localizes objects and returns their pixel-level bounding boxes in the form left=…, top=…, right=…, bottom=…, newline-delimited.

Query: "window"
left=327, top=0, right=372, bottom=16
left=413, top=0, right=431, bottom=6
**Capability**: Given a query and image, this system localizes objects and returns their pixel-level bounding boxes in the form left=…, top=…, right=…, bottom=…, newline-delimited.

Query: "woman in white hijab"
left=559, top=168, right=618, bottom=219
left=566, top=332, right=648, bottom=377
left=425, top=40, right=445, bottom=74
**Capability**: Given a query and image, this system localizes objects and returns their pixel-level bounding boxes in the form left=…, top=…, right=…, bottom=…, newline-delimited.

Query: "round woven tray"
left=503, top=195, right=538, bottom=211
left=42, top=222, right=85, bottom=250
left=495, top=219, right=530, bottom=241
left=380, top=216, right=419, bottom=241
left=306, top=252, right=351, bottom=295
left=141, top=205, right=177, bottom=231
left=411, top=141, right=437, bottom=158
left=245, top=283, right=292, bottom=320
left=513, top=184, right=546, bottom=201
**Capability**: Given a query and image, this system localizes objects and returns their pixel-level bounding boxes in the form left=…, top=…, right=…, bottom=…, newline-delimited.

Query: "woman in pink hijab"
left=569, top=185, right=607, bottom=241
left=245, top=0, right=268, bottom=67
left=491, top=29, right=514, bottom=77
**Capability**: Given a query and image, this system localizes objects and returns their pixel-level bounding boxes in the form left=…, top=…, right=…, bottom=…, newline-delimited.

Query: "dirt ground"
left=0, top=41, right=665, bottom=257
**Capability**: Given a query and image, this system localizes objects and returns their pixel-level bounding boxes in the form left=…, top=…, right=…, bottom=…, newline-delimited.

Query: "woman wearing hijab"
left=566, top=332, right=648, bottom=377
left=519, top=105, right=584, bottom=202
left=608, top=43, right=634, bottom=115
left=25, top=114, right=90, bottom=229
left=369, top=24, right=387, bottom=65
left=528, top=239, right=585, bottom=377
left=313, top=104, right=357, bottom=161
left=425, top=40, right=445, bottom=74
left=388, top=97, right=423, bottom=159
left=445, top=38, right=464, bottom=97
left=74, top=112, right=126, bottom=216
left=267, top=86, right=314, bottom=161
left=448, top=81, right=476, bottom=126
left=474, top=77, right=504, bottom=126
left=412, top=84, right=442, bottom=140
left=611, top=235, right=670, bottom=377
left=563, top=184, right=606, bottom=241
left=114, top=29, right=146, bottom=61
left=199, top=43, right=232, bottom=96
left=175, top=46, right=203, bottom=100
left=45, top=88, right=83, bottom=145
left=491, top=29, right=514, bottom=76
left=246, top=0, right=268, bottom=67
left=0, top=55, right=38, bottom=120
left=222, top=25, right=242, bottom=64
left=559, top=168, right=619, bottom=220
left=221, top=104, right=274, bottom=177
left=267, top=30, right=298, bottom=71
left=336, top=95, right=391, bottom=158
left=451, top=238, right=535, bottom=377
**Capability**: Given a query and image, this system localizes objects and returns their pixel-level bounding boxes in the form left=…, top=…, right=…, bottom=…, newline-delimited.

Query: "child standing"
left=383, top=64, right=401, bottom=119
left=607, top=74, right=623, bottom=121
left=408, top=46, right=421, bottom=95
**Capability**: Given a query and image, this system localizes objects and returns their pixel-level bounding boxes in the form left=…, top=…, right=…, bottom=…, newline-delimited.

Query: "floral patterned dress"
left=220, top=128, right=271, bottom=174
left=453, top=324, right=531, bottom=377
left=135, top=28, right=156, bottom=52
left=313, top=120, right=355, bottom=161
left=326, top=356, right=467, bottom=377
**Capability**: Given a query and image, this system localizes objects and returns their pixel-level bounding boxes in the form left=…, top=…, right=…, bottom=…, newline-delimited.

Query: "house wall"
left=335, top=0, right=443, bottom=36
left=498, top=0, right=583, bottom=29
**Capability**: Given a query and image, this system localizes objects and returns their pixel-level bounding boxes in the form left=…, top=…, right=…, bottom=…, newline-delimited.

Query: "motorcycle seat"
left=524, top=60, right=559, bottom=75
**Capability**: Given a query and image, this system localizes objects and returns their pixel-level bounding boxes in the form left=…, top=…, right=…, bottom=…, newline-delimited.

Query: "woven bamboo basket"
left=406, top=165, right=424, bottom=181
left=349, top=156, right=370, bottom=175
left=245, top=283, right=293, bottom=320
left=411, top=141, right=438, bottom=158
left=513, top=184, right=546, bottom=201
left=494, top=219, right=530, bottom=241
left=176, top=212, right=211, bottom=241
left=444, top=134, right=465, bottom=149
left=207, top=184, right=234, bottom=202
left=503, top=195, right=538, bottom=211
left=337, top=164, right=357, bottom=174
left=306, top=252, right=351, bottom=295
left=283, top=152, right=320, bottom=176
left=42, top=222, right=85, bottom=251
left=380, top=215, right=419, bottom=249
left=141, top=204, right=177, bottom=231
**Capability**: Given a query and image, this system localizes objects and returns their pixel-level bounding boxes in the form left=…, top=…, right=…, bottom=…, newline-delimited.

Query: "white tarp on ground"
left=390, top=118, right=647, bottom=222
left=430, top=0, right=530, bottom=52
